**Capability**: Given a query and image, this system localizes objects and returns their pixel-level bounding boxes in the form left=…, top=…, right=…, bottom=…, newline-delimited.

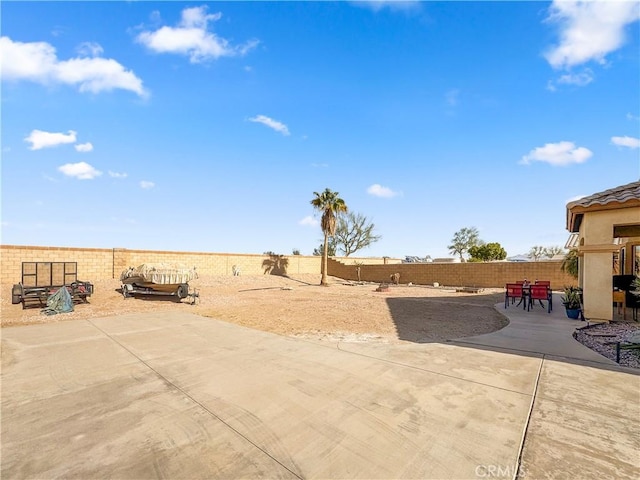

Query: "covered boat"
left=120, top=263, right=198, bottom=301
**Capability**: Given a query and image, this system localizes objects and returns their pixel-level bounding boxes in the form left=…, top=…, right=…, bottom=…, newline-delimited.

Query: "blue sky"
left=1, top=1, right=639, bottom=259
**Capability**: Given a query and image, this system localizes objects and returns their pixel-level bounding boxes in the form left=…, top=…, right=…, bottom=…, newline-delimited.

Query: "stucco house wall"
left=567, top=181, right=640, bottom=322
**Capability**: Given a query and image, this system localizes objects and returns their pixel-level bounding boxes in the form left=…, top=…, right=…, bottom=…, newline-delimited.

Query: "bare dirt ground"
left=1, top=274, right=508, bottom=344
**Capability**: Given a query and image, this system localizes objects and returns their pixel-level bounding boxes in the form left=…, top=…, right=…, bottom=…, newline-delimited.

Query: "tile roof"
left=566, top=180, right=640, bottom=232
left=567, top=180, right=640, bottom=209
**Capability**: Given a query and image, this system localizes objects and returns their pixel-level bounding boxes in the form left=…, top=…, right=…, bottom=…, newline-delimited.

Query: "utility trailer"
left=11, top=262, right=94, bottom=309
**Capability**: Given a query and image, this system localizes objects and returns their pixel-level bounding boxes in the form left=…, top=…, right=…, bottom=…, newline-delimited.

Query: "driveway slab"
left=2, top=310, right=638, bottom=479
left=3, top=312, right=532, bottom=479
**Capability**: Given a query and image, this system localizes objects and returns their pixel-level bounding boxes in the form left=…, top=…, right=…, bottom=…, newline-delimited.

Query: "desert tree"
left=545, top=245, right=564, bottom=258
left=529, top=246, right=547, bottom=261
left=333, top=211, right=381, bottom=257
left=310, top=188, right=348, bottom=286
left=448, top=227, right=481, bottom=261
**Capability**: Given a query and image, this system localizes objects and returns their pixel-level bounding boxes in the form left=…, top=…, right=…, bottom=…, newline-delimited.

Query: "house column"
left=579, top=244, right=617, bottom=322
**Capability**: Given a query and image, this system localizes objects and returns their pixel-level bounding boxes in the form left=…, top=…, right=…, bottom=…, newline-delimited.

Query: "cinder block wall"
left=115, top=249, right=324, bottom=277
left=0, top=245, right=328, bottom=283
left=1, top=244, right=575, bottom=289
left=327, top=258, right=576, bottom=290
left=1, top=245, right=115, bottom=283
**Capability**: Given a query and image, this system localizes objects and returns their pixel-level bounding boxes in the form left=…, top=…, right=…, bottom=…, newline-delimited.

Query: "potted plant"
left=561, top=286, right=582, bottom=319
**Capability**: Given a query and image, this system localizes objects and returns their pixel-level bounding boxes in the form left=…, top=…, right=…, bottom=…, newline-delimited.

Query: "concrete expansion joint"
left=514, top=356, right=545, bottom=480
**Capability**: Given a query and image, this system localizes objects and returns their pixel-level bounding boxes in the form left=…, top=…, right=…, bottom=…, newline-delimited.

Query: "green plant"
left=469, top=242, right=507, bottom=262
left=561, top=249, right=579, bottom=279
left=561, top=286, right=582, bottom=309
left=448, top=227, right=481, bottom=261
left=631, top=277, right=640, bottom=298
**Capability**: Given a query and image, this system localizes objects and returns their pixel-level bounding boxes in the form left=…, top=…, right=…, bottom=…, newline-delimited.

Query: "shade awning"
left=565, top=233, right=580, bottom=249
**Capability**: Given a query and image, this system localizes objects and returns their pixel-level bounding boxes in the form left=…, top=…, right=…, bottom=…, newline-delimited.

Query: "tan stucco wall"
left=577, top=206, right=640, bottom=321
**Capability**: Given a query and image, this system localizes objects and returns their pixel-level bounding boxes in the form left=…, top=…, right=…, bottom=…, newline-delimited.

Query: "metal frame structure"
left=11, top=262, right=94, bottom=309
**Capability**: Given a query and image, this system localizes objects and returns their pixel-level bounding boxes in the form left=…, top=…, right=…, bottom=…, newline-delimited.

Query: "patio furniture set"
left=504, top=280, right=552, bottom=314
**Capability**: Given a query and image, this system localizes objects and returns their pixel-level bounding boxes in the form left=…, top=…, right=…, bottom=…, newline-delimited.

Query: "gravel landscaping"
left=574, top=321, right=640, bottom=369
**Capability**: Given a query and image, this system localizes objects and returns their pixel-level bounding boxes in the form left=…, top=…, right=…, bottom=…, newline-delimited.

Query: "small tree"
left=448, top=227, right=481, bottom=261
left=292, top=248, right=301, bottom=255
left=468, top=242, right=507, bottom=262
left=333, top=211, right=381, bottom=257
left=529, top=246, right=546, bottom=261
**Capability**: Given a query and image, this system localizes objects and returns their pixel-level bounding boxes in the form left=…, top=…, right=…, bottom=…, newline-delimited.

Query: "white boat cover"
left=120, top=264, right=197, bottom=285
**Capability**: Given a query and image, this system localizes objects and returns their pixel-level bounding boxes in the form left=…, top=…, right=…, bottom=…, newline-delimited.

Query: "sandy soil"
left=1, top=274, right=508, bottom=344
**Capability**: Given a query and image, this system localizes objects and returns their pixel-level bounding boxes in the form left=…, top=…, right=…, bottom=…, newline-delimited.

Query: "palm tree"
left=310, top=188, right=348, bottom=286
left=561, top=249, right=579, bottom=279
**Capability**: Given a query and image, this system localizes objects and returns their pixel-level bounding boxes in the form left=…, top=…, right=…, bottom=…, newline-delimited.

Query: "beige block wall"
left=0, top=245, right=322, bottom=284
left=116, top=249, right=323, bottom=277
left=328, top=258, right=576, bottom=290
left=2, top=244, right=574, bottom=290
left=1, top=245, right=115, bottom=284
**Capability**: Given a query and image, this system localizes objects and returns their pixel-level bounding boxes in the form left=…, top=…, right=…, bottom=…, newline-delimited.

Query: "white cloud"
left=626, top=112, right=640, bottom=121
left=108, top=171, right=128, bottom=178
left=351, top=1, right=421, bottom=13
left=611, top=136, right=640, bottom=149
left=544, top=1, right=640, bottom=69
left=76, top=41, right=104, bottom=57
left=367, top=184, right=400, bottom=198
left=140, top=180, right=155, bottom=189
left=556, top=69, right=594, bottom=86
left=520, top=141, right=593, bottom=166
left=25, top=129, right=77, bottom=150
left=74, top=142, right=93, bottom=152
left=298, top=215, right=319, bottom=227
left=58, top=161, right=103, bottom=180
left=249, top=115, right=290, bottom=136
left=0, top=36, right=147, bottom=97
left=136, top=6, right=259, bottom=63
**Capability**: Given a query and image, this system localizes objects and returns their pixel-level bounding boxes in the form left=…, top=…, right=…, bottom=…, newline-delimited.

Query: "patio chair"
left=534, top=280, right=552, bottom=310
left=509, top=280, right=526, bottom=304
left=528, top=284, right=551, bottom=313
left=505, top=283, right=525, bottom=309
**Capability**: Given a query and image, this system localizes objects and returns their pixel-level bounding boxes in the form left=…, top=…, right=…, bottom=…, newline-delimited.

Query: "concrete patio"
left=1, top=300, right=638, bottom=479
